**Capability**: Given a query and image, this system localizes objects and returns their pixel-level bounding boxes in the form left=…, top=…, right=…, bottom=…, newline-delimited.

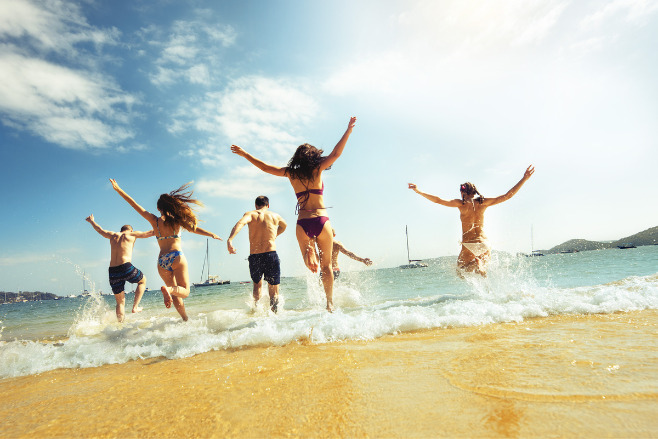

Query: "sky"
left=1, top=0, right=657, bottom=295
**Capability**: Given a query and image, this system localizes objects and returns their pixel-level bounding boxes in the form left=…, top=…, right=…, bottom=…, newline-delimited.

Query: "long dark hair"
left=284, top=143, right=326, bottom=182
left=460, top=182, right=484, bottom=204
left=156, top=182, right=203, bottom=231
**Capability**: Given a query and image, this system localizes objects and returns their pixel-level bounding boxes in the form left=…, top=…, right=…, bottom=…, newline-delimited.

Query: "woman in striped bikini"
left=110, top=179, right=221, bottom=320
left=408, top=165, right=534, bottom=277
left=231, top=116, right=357, bottom=312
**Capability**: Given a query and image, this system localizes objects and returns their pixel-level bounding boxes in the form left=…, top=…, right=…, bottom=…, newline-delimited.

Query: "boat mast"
left=406, top=225, right=411, bottom=264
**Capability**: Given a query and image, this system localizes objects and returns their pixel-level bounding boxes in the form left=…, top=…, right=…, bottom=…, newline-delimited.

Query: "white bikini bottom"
left=461, top=242, right=491, bottom=258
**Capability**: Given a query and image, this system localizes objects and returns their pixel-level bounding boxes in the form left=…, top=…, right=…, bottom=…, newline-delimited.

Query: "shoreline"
left=2, top=309, right=657, bottom=438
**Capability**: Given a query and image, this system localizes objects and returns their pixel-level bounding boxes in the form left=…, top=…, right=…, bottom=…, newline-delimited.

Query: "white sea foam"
left=1, top=270, right=657, bottom=379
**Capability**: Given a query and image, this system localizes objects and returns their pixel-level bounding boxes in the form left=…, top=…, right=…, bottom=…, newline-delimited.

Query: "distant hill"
left=543, top=225, right=658, bottom=254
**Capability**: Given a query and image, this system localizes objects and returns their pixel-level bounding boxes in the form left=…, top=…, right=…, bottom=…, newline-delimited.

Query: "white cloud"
left=171, top=75, right=319, bottom=164
left=0, top=0, right=136, bottom=150
left=197, top=167, right=288, bottom=200
left=581, top=0, right=658, bottom=30
left=145, top=16, right=236, bottom=87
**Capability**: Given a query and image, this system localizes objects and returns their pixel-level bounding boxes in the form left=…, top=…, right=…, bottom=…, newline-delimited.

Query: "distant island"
left=537, top=225, right=658, bottom=254
left=0, top=291, right=61, bottom=304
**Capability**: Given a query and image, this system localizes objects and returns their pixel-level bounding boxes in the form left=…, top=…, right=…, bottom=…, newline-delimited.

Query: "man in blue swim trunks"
left=227, top=196, right=287, bottom=313
left=86, top=214, right=154, bottom=322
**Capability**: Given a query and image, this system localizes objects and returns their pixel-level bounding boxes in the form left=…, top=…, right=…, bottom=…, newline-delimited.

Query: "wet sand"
left=2, top=309, right=657, bottom=438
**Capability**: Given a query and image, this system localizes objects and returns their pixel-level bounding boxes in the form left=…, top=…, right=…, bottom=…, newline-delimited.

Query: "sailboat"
left=399, top=225, right=428, bottom=269
left=526, top=224, right=544, bottom=257
left=193, top=239, right=230, bottom=287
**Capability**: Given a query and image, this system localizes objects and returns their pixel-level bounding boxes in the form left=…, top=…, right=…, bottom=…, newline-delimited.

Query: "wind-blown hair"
left=460, top=182, right=484, bottom=204
left=156, top=182, right=203, bottom=232
left=284, top=143, right=327, bottom=182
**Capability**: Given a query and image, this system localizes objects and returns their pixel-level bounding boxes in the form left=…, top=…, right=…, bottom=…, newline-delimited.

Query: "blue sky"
left=1, top=0, right=657, bottom=295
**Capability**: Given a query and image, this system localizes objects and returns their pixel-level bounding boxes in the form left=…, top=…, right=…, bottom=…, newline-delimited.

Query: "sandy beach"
left=2, top=309, right=657, bottom=438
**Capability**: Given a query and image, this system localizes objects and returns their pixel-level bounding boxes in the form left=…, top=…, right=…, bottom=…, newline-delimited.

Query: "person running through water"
left=231, top=116, right=357, bottom=312
left=408, top=165, right=535, bottom=277
left=110, top=179, right=222, bottom=321
left=85, top=214, right=153, bottom=322
left=330, top=228, right=372, bottom=282
left=227, top=196, right=287, bottom=313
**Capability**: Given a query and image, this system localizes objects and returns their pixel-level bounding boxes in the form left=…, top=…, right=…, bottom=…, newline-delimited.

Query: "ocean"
left=1, top=245, right=657, bottom=380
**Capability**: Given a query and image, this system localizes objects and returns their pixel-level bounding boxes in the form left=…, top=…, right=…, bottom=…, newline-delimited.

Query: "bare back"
left=109, top=232, right=138, bottom=266
left=458, top=201, right=489, bottom=243
left=247, top=210, right=284, bottom=254
left=289, top=174, right=327, bottom=219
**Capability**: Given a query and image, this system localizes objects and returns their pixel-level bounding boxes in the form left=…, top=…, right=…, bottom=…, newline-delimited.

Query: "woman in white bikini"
left=408, top=165, right=534, bottom=277
left=110, top=179, right=222, bottom=320
left=231, top=116, right=357, bottom=312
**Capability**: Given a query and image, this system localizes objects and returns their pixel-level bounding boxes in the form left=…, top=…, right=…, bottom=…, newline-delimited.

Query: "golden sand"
left=2, top=310, right=657, bottom=438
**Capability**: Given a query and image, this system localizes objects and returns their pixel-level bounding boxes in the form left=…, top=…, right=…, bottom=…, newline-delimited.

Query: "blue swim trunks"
left=248, top=251, right=280, bottom=285
left=108, top=262, right=144, bottom=295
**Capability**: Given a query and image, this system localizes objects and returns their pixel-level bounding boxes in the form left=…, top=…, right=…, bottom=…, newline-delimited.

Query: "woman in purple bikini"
left=231, top=116, right=357, bottom=312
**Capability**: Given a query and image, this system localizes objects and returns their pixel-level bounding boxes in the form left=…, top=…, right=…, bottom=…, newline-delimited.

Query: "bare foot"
left=132, top=306, right=143, bottom=313
left=270, top=297, right=279, bottom=313
left=326, top=302, right=334, bottom=313
left=116, top=304, right=125, bottom=323
left=304, top=246, right=319, bottom=273
left=161, top=286, right=172, bottom=308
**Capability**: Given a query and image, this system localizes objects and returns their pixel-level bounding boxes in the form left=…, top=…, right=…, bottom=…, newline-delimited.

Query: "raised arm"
left=109, top=179, right=158, bottom=224
left=335, top=241, right=373, bottom=266
left=408, top=183, right=461, bottom=207
left=227, top=213, right=251, bottom=254
left=484, top=165, right=535, bottom=207
left=320, top=116, right=356, bottom=171
left=230, top=145, right=287, bottom=177
left=85, top=214, right=114, bottom=239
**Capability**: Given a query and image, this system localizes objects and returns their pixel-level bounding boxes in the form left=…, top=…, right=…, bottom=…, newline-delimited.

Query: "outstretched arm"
left=230, top=146, right=287, bottom=177
left=335, top=241, right=373, bottom=266
left=484, top=165, right=535, bottom=207
left=109, top=179, right=158, bottom=224
left=227, top=213, right=251, bottom=254
left=320, top=117, right=357, bottom=171
left=130, top=230, right=155, bottom=239
left=85, top=214, right=114, bottom=239
left=193, top=226, right=222, bottom=241
left=408, top=183, right=461, bottom=207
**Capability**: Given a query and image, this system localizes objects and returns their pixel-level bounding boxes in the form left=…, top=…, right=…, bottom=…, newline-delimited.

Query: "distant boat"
left=399, top=225, right=428, bottom=269
left=617, top=243, right=636, bottom=249
left=560, top=250, right=579, bottom=254
left=194, top=239, right=230, bottom=287
left=526, top=225, right=544, bottom=257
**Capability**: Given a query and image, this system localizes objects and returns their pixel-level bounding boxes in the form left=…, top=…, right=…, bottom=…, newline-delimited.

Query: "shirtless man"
left=86, top=214, right=154, bottom=322
left=330, top=229, right=372, bottom=281
left=408, top=165, right=534, bottom=277
left=227, top=196, right=287, bottom=312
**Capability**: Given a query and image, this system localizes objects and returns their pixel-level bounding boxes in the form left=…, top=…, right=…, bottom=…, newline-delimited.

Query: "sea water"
left=1, top=246, right=657, bottom=379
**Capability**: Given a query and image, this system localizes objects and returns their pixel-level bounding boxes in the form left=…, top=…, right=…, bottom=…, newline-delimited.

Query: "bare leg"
left=315, top=221, right=334, bottom=312
left=132, top=276, right=146, bottom=313
left=114, top=292, right=126, bottom=323
left=158, top=266, right=174, bottom=308
left=268, top=283, right=279, bottom=313
left=296, top=225, right=319, bottom=273
left=171, top=296, right=188, bottom=321
left=252, top=279, right=263, bottom=302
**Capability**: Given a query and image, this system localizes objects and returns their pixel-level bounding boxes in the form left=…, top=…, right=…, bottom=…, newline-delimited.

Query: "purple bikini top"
left=295, top=182, right=325, bottom=213
left=295, top=182, right=324, bottom=199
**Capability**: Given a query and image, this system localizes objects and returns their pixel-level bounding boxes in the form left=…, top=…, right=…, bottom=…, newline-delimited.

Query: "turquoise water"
left=1, top=246, right=657, bottom=379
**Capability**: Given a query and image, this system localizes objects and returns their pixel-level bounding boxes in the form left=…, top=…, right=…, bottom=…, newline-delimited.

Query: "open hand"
left=524, top=165, right=535, bottom=180
left=230, top=145, right=246, bottom=157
